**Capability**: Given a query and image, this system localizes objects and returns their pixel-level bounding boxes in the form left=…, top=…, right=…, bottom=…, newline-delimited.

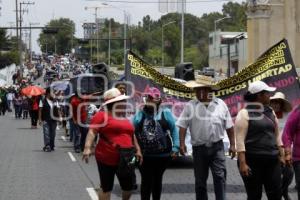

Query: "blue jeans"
left=15, top=105, right=22, bottom=118
left=69, top=119, right=75, bottom=142
left=73, top=124, right=81, bottom=150
left=192, top=141, right=226, bottom=200
left=79, top=126, right=88, bottom=151
left=43, top=120, right=57, bottom=149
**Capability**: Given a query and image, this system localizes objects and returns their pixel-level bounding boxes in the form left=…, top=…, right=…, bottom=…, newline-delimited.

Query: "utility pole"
left=85, top=6, right=102, bottom=64
left=123, top=11, right=127, bottom=67
left=162, top=21, right=176, bottom=68
left=29, top=22, right=39, bottom=63
left=180, top=0, right=185, bottom=63
left=90, top=24, right=93, bottom=63
left=95, top=8, right=99, bottom=63
left=108, top=19, right=111, bottom=67
left=15, top=0, right=19, bottom=59
left=19, top=1, right=34, bottom=71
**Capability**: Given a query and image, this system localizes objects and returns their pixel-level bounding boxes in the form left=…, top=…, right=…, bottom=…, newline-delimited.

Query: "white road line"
left=61, top=136, right=67, bottom=142
left=86, top=188, right=98, bottom=200
left=226, top=155, right=237, bottom=161
left=68, top=152, right=76, bottom=162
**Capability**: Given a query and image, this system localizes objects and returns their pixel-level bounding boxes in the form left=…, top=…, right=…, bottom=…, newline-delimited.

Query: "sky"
left=0, top=0, right=244, bottom=53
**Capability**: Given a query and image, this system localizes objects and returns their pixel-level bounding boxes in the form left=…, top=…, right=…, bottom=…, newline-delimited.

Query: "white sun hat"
left=248, top=81, right=276, bottom=94
left=270, top=92, right=292, bottom=112
left=102, top=88, right=130, bottom=106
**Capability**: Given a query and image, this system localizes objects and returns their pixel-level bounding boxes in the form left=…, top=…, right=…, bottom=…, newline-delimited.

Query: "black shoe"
left=43, top=146, right=51, bottom=152
left=132, top=184, right=138, bottom=190
left=75, top=148, right=81, bottom=153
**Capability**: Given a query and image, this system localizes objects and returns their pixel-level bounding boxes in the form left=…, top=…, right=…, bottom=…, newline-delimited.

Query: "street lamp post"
left=101, top=3, right=129, bottom=66
left=214, top=16, right=231, bottom=49
left=162, top=21, right=175, bottom=68
left=29, top=22, right=39, bottom=63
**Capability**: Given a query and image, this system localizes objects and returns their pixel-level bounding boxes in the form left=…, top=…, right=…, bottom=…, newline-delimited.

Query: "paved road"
left=0, top=113, right=297, bottom=200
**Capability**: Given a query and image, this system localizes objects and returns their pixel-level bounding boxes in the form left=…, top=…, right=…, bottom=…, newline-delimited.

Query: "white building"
left=208, top=31, right=248, bottom=77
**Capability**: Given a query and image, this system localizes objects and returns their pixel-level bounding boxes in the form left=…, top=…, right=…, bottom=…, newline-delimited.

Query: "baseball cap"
left=143, top=87, right=161, bottom=99
left=248, top=81, right=276, bottom=94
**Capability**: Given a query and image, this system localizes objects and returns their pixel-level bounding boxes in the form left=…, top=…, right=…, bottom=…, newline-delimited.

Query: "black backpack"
left=135, top=110, right=173, bottom=155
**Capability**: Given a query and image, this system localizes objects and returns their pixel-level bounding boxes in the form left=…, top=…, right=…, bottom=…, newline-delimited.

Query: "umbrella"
left=51, top=81, right=69, bottom=91
left=21, top=85, right=45, bottom=96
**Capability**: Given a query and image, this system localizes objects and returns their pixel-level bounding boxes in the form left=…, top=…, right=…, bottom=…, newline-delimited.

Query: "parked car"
left=199, top=67, right=215, bottom=78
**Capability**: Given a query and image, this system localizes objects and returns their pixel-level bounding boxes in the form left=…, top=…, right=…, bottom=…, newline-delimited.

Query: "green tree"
left=142, top=15, right=153, bottom=31
left=222, top=2, right=247, bottom=31
left=38, top=18, right=76, bottom=54
left=131, top=26, right=151, bottom=56
left=0, top=29, right=8, bottom=50
left=164, top=24, right=180, bottom=65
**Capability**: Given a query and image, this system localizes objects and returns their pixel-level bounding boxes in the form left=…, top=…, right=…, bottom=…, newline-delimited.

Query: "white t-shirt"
left=39, top=98, right=59, bottom=109
left=7, top=93, right=14, bottom=101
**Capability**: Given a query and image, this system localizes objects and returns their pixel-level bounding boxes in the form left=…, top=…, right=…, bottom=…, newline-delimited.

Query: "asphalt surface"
left=0, top=71, right=297, bottom=200
left=0, top=112, right=298, bottom=200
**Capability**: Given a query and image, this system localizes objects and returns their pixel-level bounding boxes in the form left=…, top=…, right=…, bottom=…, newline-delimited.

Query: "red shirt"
left=80, top=99, right=88, bottom=124
left=90, top=111, right=134, bottom=166
left=71, top=96, right=88, bottom=124
left=71, top=96, right=81, bottom=122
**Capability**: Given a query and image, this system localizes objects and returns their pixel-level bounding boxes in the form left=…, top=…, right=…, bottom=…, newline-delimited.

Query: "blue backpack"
left=135, top=110, right=173, bottom=155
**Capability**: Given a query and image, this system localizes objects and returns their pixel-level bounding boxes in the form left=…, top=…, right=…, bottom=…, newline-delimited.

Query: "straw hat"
left=270, top=92, right=292, bottom=112
left=184, top=75, right=219, bottom=90
left=102, top=88, right=130, bottom=106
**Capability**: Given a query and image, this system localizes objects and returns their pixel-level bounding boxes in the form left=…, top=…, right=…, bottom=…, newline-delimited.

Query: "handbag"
left=100, top=134, right=137, bottom=177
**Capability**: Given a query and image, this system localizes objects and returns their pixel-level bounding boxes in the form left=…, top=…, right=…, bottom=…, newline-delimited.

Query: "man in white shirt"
left=176, top=77, right=236, bottom=200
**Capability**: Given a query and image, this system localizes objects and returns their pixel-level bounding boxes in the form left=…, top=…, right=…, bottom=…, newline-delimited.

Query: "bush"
left=0, top=51, right=19, bottom=69
left=117, top=65, right=124, bottom=71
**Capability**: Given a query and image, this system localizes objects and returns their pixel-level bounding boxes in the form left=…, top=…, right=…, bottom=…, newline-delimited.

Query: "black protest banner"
left=125, top=39, right=300, bottom=118
left=215, top=39, right=300, bottom=117
left=125, top=50, right=193, bottom=117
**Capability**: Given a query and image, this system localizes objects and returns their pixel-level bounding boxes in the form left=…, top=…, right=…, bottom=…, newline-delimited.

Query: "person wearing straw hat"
left=82, top=88, right=142, bottom=200
left=235, top=81, right=283, bottom=200
left=176, top=75, right=236, bottom=200
left=270, top=92, right=293, bottom=200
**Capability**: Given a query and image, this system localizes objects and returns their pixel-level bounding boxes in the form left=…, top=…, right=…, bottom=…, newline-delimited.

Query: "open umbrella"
left=21, top=85, right=45, bottom=96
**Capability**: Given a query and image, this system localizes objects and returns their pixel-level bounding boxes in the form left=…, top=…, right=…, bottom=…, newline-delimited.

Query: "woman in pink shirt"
left=282, top=105, right=300, bottom=200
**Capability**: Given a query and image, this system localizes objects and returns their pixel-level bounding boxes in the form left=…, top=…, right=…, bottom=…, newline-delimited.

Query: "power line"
left=86, top=0, right=238, bottom=3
